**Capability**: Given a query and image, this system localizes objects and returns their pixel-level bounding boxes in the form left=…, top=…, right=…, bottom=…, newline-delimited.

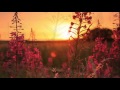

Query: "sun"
left=55, top=23, right=71, bottom=40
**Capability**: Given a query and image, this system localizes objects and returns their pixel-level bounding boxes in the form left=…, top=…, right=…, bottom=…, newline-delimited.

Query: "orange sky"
left=0, top=12, right=118, bottom=41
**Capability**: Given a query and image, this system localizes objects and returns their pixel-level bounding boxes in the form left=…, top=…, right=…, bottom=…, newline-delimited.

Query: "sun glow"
left=55, top=23, right=71, bottom=40
left=0, top=12, right=115, bottom=41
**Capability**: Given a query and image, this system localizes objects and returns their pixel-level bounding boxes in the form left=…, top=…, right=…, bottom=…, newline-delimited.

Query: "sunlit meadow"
left=0, top=12, right=120, bottom=78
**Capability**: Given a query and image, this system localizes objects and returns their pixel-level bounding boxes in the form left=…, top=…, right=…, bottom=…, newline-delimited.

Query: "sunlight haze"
left=0, top=12, right=117, bottom=41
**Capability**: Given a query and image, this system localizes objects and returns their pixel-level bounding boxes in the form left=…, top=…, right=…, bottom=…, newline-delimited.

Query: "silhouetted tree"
left=86, top=28, right=113, bottom=42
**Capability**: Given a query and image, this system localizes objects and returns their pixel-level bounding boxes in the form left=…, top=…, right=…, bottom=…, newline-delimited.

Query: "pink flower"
left=48, top=57, right=53, bottom=64
left=62, top=62, right=68, bottom=70
left=54, top=73, right=59, bottom=78
left=10, top=32, right=16, bottom=36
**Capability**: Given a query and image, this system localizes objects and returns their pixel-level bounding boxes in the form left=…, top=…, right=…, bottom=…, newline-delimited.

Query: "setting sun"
left=0, top=12, right=117, bottom=41
left=55, top=23, right=70, bottom=40
left=0, top=12, right=120, bottom=78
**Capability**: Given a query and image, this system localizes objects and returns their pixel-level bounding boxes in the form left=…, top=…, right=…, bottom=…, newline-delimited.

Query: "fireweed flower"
left=3, top=12, right=44, bottom=78
left=54, top=73, right=59, bottom=78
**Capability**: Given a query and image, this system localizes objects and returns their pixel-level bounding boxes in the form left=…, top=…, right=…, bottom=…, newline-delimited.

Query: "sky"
left=0, top=12, right=118, bottom=41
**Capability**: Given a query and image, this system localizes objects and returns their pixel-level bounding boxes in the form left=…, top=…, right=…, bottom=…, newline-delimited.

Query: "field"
left=0, top=40, right=95, bottom=68
left=0, top=40, right=93, bottom=77
left=0, top=40, right=115, bottom=78
left=26, top=40, right=70, bottom=67
left=0, top=12, right=120, bottom=78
